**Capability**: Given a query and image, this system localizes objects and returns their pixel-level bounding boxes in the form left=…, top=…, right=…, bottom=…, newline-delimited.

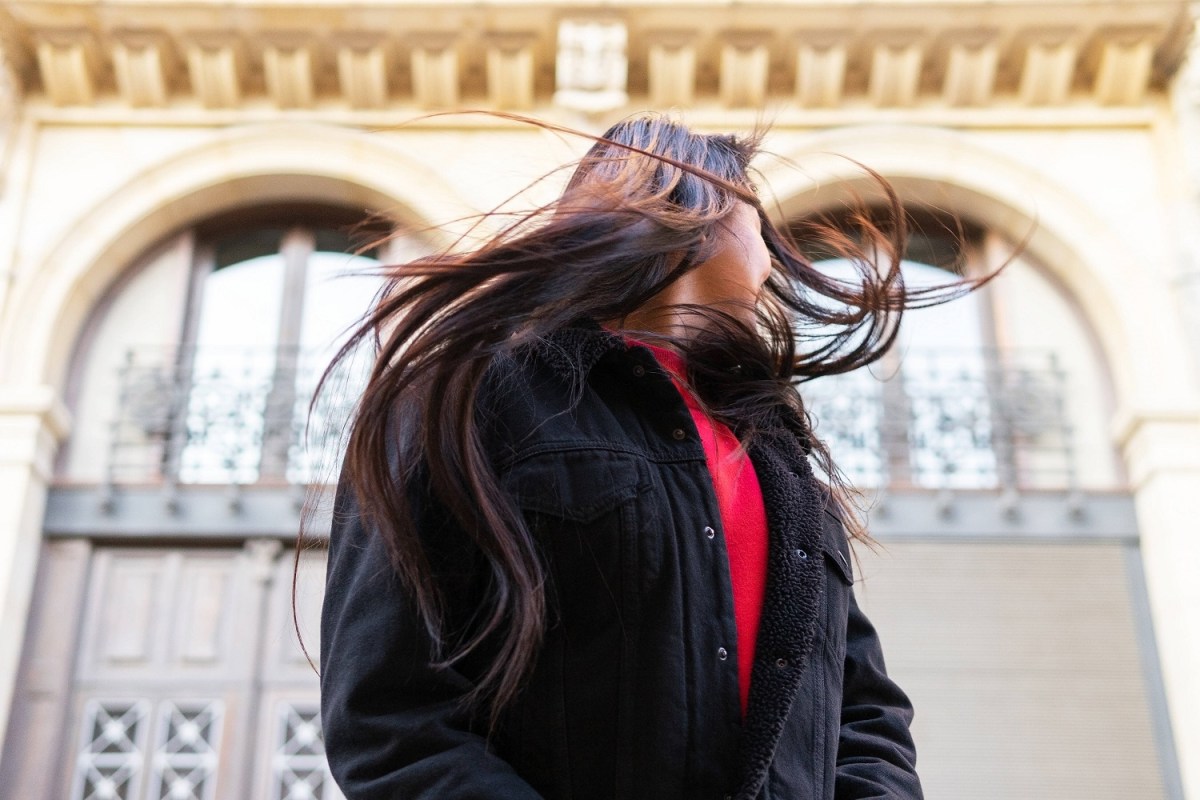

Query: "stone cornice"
left=0, top=0, right=1191, bottom=113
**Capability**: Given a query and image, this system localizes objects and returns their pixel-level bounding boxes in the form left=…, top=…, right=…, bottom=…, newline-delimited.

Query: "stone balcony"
left=77, top=343, right=1079, bottom=491
left=41, top=342, right=1138, bottom=542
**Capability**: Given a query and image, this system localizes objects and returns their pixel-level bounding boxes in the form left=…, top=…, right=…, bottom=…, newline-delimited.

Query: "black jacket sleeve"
left=834, top=591, right=924, bottom=800
left=319, top=479, right=543, bottom=800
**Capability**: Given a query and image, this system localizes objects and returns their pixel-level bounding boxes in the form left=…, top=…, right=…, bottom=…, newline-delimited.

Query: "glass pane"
left=798, top=258, right=889, bottom=486
left=894, top=261, right=996, bottom=488
left=297, top=251, right=380, bottom=360
left=289, top=251, right=381, bottom=484
left=180, top=254, right=285, bottom=484
left=801, top=259, right=995, bottom=489
left=192, top=253, right=286, bottom=352
left=894, top=260, right=985, bottom=353
left=213, top=229, right=284, bottom=271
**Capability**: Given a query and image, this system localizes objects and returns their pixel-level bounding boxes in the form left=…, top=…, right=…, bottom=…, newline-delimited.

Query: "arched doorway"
left=9, top=187, right=431, bottom=799
left=774, top=173, right=1177, bottom=799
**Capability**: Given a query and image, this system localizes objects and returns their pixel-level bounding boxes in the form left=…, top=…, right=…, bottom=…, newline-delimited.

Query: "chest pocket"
left=500, top=449, right=650, bottom=800
left=504, top=449, right=646, bottom=523
left=501, top=449, right=649, bottom=624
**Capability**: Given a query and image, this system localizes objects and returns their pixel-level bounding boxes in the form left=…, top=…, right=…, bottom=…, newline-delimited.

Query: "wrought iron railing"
left=104, top=346, right=1075, bottom=490
left=801, top=349, right=1075, bottom=490
left=105, top=346, right=366, bottom=487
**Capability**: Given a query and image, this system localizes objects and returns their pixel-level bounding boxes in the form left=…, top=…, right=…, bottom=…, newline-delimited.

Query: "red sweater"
left=643, top=343, right=769, bottom=716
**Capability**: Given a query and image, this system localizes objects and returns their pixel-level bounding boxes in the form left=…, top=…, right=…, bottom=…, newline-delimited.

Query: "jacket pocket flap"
left=503, top=450, right=644, bottom=523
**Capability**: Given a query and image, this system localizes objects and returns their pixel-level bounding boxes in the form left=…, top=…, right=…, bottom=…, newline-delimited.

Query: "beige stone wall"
left=1, top=0, right=1198, bottom=796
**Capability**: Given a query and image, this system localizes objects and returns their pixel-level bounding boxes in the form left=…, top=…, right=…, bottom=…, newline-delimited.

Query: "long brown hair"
left=315, top=112, right=989, bottom=725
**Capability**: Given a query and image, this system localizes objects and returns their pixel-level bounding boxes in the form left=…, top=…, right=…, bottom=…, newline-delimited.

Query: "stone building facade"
left=0, top=1, right=1196, bottom=798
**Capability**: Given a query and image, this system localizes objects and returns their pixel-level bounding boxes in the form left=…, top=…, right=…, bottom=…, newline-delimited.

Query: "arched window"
left=177, top=215, right=386, bottom=484
left=66, top=205, right=424, bottom=488
left=791, top=208, right=1084, bottom=491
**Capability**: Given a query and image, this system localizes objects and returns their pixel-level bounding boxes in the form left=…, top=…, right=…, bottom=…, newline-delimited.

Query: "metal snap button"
left=671, top=428, right=686, bottom=440
left=717, top=647, right=728, bottom=661
left=775, top=657, right=789, bottom=669
left=704, top=526, right=716, bottom=539
left=794, top=548, right=808, bottom=560
left=632, top=364, right=646, bottom=377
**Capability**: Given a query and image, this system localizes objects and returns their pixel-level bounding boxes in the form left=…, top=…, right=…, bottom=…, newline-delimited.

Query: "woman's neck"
left=617, top=273, right=746, bottom=337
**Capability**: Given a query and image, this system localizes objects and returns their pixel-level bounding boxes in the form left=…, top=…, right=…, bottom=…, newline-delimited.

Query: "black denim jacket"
left=320, top=324, right=923, bottom=800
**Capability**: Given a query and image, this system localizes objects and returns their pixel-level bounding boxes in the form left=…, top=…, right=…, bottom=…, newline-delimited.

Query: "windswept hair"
left=313, top=112, right=990, bottom=727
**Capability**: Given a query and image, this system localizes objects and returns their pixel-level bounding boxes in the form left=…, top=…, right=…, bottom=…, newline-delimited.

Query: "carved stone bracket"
left=0, top=0, right=1189, bottom=112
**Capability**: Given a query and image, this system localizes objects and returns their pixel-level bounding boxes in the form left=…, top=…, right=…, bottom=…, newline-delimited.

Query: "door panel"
left=60, top=544, right=337, bottom=800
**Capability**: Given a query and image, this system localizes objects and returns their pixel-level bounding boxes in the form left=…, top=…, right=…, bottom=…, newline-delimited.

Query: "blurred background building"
left=0, top=0, right=1197, bottom=798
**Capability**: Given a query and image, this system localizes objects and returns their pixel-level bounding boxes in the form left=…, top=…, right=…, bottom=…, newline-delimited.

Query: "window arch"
left=63, top=204, right=426, bottom=487
left=788, top=206, right=1112, bottom=491
left=177, top=209, right=390, bottom=485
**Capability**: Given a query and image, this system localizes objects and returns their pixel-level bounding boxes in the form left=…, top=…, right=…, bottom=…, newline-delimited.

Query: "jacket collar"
left=532, top=319, right=814, bottom=451
left=532, top=319, right=635, bottom=378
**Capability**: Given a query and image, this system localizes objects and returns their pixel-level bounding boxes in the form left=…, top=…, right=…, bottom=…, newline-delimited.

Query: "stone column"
left=1118, top=411, right=1200, bottom=800
left=1171, top=6, right=1200, bottom=374
left=0, top=538, right=91, bottom=797
left=0, top=386, right=69, bottom=759
left=0, top=33, right=26, bottom=334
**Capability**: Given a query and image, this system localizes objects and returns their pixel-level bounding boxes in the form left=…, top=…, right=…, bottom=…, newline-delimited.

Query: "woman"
left=319, top=115, right=957, bottom=799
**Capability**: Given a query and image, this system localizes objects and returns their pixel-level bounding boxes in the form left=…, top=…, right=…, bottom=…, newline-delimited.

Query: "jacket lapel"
left=735, top=429, right=828, bottom=799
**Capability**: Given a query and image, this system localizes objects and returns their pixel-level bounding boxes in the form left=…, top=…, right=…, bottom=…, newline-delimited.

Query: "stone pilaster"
left=1172, top=7, right=1200, bottom=377
left=0, top=386, right=69, bottom=760
left=1117, top=410, right=1200, bottom=800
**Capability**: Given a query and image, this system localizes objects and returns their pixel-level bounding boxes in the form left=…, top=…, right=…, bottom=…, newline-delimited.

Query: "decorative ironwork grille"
left=71, top=701, right=150, bottom=800
left=106, top=346, right=366, bottom=487
left=802, top=349, right=1075, bottom=489
left=270, top=704, right=340, bottom=800
left=105, top=345, right=1075, bottom=490
left=149, top=702, right=222, bottom=800
left=70, top=700, right=223, bottom=800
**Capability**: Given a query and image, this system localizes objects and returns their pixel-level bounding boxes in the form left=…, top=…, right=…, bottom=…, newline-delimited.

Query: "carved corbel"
left=1094, top=29, right=1156, bottom=106
left=795, top=31, right=848, bottom=108
left=485, top=32, right=536, bottom=110
left=719, top=31, right=771, bottom=108
left=112, top=29, right=172, bottom=107
left=185, top=31, right=245, bottom=109
left=335, top=33, right=389, bottom=109
left=263, top=33, right=315, bottom=109
left=868, top=31, right=924, bottom=107
left=1019, top=31, right=1078, bottom=106
left=943, top=31, right=999, bottom=107
left=646, top=30, right=696, bottom=107
left=34, top=27, right=98, bottom=106
left=410, top=33, right=458, bottom=109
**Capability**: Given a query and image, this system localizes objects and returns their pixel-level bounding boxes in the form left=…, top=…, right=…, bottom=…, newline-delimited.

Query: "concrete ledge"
left=42, top=484, right=1139, bottom=543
